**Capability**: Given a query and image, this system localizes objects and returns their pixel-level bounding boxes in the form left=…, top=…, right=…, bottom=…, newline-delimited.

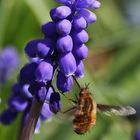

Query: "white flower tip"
left=34, top=129, right=40, bottom=134
left=45, top=117, right=53, bottom=123
left=76, top=74, right=84, bottom=79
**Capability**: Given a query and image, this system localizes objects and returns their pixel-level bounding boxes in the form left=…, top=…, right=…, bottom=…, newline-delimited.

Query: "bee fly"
left=66, top=83, right=136, bottom=135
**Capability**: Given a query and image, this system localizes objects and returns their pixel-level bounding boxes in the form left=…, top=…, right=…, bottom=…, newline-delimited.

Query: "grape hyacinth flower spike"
left=0, top=0, right=101, bottom=140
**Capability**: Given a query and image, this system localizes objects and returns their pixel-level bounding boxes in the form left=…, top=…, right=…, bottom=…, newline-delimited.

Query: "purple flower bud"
left=73, top=44, right=88, bottom=60
left=49, top=92, right=61, bottom=114
left=41, top=102, right=53, bottom=120
left=72, top=30, right=89, bottom=44
left=55, top=0, right=101, bottom=9
left=19, top=62, right=38, bottom=84
left=59, top=52, right=76, bottom=76
left=8, top=96, right=28, bottom=112
left=0, top=108, right=18, bottom=125
left=25, top=39, right=54, bottom=58
left=134, top=129, right=140, bottom=140
left=56, top=35, right=73, bottom=53
left=57, top=72, right=73, bottom=92
left=36, top=86, right=47, bottom=102
left=77, top=0, right=96, bottom=8
left=75, top=60, right=84, bottom=78
left=21, top=84, right=33, bottom=99
left=56, top=19, right=72, bottom=36
left=78, top=9, right=97, bottom=23
left=73, top=15, right=87, bottom=31
left=50, top=6, right=71, bottom=21
left=12, top=83, right=21, bottom=96
left=42, top=22, right=57, bottom=37
left=36, top=38, right=54, bottom=58
left=25, top=40, right=38, bottom=58
left=35, top=60, right=53, bottom=82
left=90, top=0, right=101, bottom=9
left=55, top=0, right=72, bottom=6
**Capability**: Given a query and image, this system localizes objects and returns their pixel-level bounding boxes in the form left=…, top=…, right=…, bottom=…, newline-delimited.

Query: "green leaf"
left=24, top=0, right=51, bottom=24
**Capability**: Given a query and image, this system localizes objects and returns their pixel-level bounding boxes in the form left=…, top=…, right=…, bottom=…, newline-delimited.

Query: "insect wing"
left=97, top=104, right=136, bottom=116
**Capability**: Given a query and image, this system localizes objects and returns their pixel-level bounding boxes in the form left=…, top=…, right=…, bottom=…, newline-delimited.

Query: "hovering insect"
left=66, top=84, right=136, bottom=135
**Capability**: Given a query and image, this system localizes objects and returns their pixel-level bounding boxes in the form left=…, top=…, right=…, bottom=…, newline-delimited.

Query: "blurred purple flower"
left=134, top=129, right=140, bottom=140
left=0, top=46, right=20, bottom=84
left=0, top=108, right=18, bottom=125
left=8, top=96, right=28, bottom=112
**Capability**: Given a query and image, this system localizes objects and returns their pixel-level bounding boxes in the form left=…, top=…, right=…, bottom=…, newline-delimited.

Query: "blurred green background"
left=0, top=0, right=140, bottom=140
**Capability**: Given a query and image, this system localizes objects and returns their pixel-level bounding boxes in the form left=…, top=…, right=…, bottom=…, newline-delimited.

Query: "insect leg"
left=74, top=93, right=79, bottom=101
left=62, top=106, right=76, bottom=114
left=61, top=92, right=77, bottom=104
left=72, top=76, right=81, bottom=89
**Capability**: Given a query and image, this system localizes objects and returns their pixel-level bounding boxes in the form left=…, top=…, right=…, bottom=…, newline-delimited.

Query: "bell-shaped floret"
left=56, top=35, right=73, bottom=53
left=72, top=15, right=87, bottom=31
left=78, top=9, right=97, bottom=24
left=19, top=62, right=38, bottom=84
left=56, top=19, right=72, bottom=36
left=57, top=71, right=73, bottom=92
left=72, top=30, right=89, bottom=44
left=42, top=22, right=57, bottom=37
left=35, top=60, right=53, bottom=82
left=59, top=52, right=76, bottom=76
left=75, top=60, right=84, bottom=78
left=49, top=92, right=61, bottom=114
left=50, top=6, right=71, bottom=21
left=73, top=44, right=88, bottom=60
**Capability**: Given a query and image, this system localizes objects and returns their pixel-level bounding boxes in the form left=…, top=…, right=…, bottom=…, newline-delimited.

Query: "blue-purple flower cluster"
left=0, top=0, right=100, bottom=133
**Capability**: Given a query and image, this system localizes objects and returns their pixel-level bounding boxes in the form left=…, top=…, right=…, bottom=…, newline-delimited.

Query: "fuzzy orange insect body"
left=73, top=87, right=97, bottom=134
